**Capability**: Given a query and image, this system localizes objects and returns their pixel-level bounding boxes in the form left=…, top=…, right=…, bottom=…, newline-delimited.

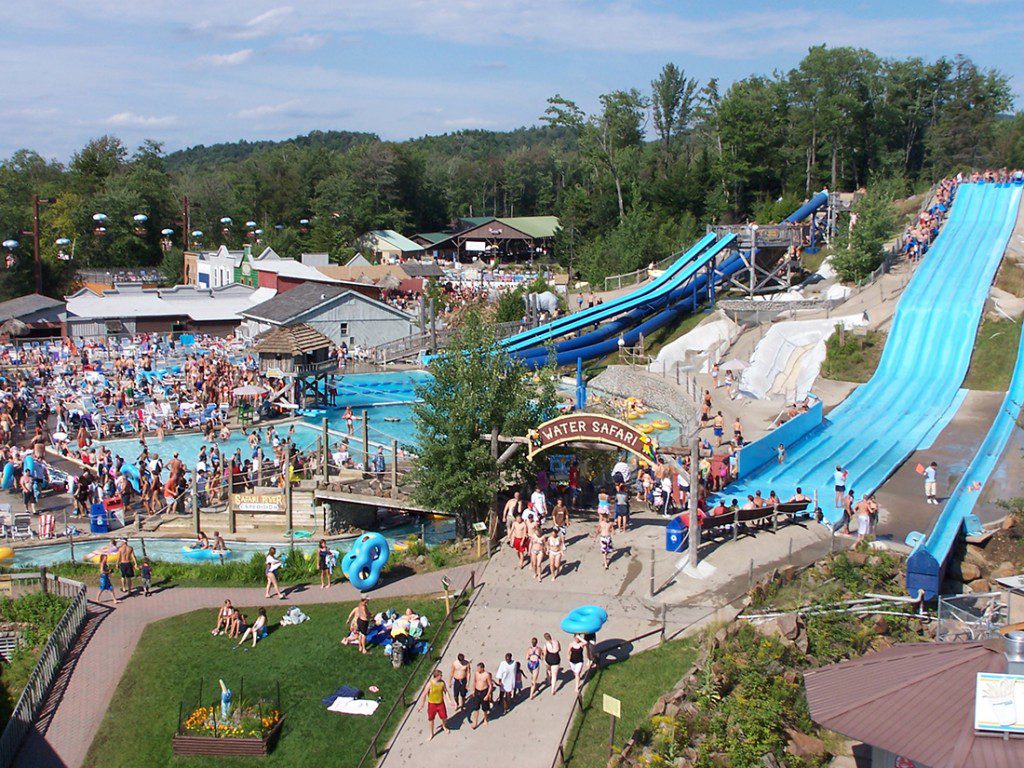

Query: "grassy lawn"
left=821, top=329, right=886, bottom=383
left=84, top=598, right=455, bottom=768
left=564, top=637, right=698, bottom=767
left=965, top=317, right=1022, bottom=391
left=996, top=260, right=1024, bottom=298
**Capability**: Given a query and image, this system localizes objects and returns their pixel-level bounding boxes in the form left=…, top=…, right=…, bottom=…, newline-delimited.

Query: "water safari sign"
left=528, top=413, right=657, bottom=463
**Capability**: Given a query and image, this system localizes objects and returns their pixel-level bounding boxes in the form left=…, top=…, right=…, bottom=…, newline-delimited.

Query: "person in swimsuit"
left=529, top=532, right=546, bottom=582
left=596, top=512, right=614, bottom=570
left=317, top=539, right=332, bottom=588
left=510, top=513, right=528, bottom=568
left=97, top=554, right=120, bottom=604
left=345, top=597, right=370, bottom=654
left=237, top=607, right=267, bottom=649
left=211, top=599, right=233, bottom=635
left=568, top=634, right=588, bottom=694
left=614, top=482, right=629, bottom=532
left=503, top=491, right=523, bottom=545
left=417, top=669, right=451, bottom=739
left=546, top=529, right=564, bottom=581
left=264, top=546, right=284, bottom=600
left=551, top=498, right=569, bottom=536
left=469, top=663, right=493, bottom=729
left=116, top=539, right=137, bottom=596
left=450, top=653, right=470, bottom=709
left=713, top=411, right=724, bottom=446
left=597, top=487, right=611, bottom=517
left=834, top=465, right=848, bottom=510
left=526, top=638, right=543, bottom=699
left=543, top=632, right=561, bottom=696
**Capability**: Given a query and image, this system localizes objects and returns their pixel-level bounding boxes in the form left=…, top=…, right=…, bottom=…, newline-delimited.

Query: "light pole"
left=19, top=195, right=56, bottom=294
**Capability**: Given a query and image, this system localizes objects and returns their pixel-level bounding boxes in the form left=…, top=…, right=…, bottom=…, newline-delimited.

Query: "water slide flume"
left=715, top=183, right=1023, bottom=547
left=907, top=308, right=1024, bottom=599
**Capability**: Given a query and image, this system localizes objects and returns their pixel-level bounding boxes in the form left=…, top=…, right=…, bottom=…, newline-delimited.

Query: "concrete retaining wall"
left=589, top=365, right=699, bottom=442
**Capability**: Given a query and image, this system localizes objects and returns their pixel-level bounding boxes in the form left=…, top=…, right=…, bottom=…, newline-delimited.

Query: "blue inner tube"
left=181, top=546, right=232, bottom=561
left=560, top=605, right=608, bottom=635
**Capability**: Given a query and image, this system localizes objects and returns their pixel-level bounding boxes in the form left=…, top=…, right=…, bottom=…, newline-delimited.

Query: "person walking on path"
left=345, top=597, right=370, bottom=655
left=116, top=538, right=137, bottom=596
left=526, top=638, right=543, bottom=699
left=510, top=513, right=528, bottom=569
left=417, top=669, right=451, bottom=739
left=495, top=652, right=519, bottom=713
left=264, top=546, right=284, bottom=600
left=924, top=461, right=939, bottom=504
left=96, top=554, right=120, bottom=605
left=596, top=512, right=614, bottom=570
left=469, top=662, right=493, bottom=729
left=450, top=653, right=470, bottom=709
left=543, top=632, right=561, bottom=696
left=546, top=528, right=564, bottom=581
left=568, top=634, right=588, bottom=695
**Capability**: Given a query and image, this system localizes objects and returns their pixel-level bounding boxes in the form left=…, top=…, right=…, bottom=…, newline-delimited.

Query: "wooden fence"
left=0, top=573, right=88, bottom=768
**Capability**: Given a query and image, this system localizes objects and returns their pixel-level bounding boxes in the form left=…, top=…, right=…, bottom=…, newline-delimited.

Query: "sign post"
left=441, top=575, right=452, bottom=616
left=472, top=521, right=488, bottom=558
left=603, top=694, right=621, bottom=758
left=527, top=413, right=658, bottom=465
left=688, top=437, right=700, bottom=569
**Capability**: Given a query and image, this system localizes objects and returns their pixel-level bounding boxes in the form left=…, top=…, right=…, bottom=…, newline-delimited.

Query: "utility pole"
left=21, top=195, right=55, bottom=295
left=180, top=195, right=191, bottom=251
left=687, top=437, right=701, bottom=569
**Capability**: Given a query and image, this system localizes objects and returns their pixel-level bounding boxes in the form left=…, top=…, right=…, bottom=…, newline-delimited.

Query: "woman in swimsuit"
left=543, top=632, right=561, bottom=696
left=546, top=529, right=564, bottom=581
left=568, top=634, right=588, bottom=694
left=529, top=533, right=546, bottom=582
left=525, top=637, right=543, bottom=699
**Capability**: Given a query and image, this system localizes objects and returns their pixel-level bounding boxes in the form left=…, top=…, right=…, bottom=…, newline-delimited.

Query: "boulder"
left=968, top=578, right=992, bottom=593
left=993, top=561, right=1019, bottom=579
left=870, top=635, right=894, bottom=652
left=1002, top=514, right=1017, bottom=531
left=845, top=551, right=869, bottom=565
left=964, top=544, right=989, bottom=569
left=872, top=615, right=889, bottom=635
left=776, top=613, right=801, bottom=640
left=785, top=728, right=828, bottom=760
left=958, top=562, right=982, bottom=582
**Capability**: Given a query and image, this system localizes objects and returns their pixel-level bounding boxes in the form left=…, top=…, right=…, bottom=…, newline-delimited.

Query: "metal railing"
left=368, top=320, right=521, bottom=363
left=0, top=573, right=88, bottom=768
left=356, top=569, right=479, bottom=768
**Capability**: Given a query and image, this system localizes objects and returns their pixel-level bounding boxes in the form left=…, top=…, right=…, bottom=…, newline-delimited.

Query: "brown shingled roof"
left=253, top=323, right=333, bottom=356
left=805, top=640, right=1024, bottom=768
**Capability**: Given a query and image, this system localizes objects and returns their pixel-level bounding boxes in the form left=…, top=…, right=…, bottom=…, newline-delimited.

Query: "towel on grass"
left=321, top=685, right=362, bottom=706
left=328, top=698, right=379, bottom=716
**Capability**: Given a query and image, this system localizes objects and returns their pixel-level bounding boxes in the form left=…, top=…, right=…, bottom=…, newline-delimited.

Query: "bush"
left=831, top=179, right=900, bottom=283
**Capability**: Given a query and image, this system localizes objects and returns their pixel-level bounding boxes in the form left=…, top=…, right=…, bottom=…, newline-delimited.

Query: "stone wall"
left=589, top=365, right=699, bottom=442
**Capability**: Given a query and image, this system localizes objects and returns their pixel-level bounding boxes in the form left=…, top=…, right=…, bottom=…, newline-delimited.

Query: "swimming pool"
left=11, top=518, right=456, bottom=567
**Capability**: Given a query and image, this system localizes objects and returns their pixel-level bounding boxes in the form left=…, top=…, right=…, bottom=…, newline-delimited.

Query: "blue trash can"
left=90, top=503, right=109, bottom=534
left=665, top=515, right=687, bottom=552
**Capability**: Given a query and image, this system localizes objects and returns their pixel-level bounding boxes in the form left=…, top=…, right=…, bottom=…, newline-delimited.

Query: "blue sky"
left=1, top=0, right=1022, bottom=161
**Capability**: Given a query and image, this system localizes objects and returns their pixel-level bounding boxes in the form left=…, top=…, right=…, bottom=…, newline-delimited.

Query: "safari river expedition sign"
left=528, top=413, right=658, bottom=463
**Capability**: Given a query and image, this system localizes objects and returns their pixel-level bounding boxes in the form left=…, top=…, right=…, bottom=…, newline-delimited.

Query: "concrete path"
left=378, top=508, right=835, bottom=767
left=14, top=563, right=481, bottom=768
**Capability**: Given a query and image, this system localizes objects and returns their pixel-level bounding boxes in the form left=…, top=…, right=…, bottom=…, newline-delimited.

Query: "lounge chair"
left=11, top=514, right=34, bottom=540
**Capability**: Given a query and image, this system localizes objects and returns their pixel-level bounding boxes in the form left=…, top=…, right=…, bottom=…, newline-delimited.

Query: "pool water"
left=11, top=518, right=456, bottom=567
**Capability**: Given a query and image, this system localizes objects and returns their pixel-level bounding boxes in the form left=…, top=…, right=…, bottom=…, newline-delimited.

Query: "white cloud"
left=279, top=33, right=327, bottom=52
left=102, top=111, right=177, bottom=127
left=194, top=48, right=253, bottom=67
left=235, top=102, right=297, bottom=119
left=235, top=6, right=294, bottom=39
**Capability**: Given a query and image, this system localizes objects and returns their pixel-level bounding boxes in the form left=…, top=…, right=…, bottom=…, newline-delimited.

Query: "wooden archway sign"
left=527, top=413, right=658, bottom=464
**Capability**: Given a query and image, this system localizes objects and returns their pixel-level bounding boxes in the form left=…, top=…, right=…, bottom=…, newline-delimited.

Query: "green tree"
left=410, top=313, right=557, bottom=535
left=831, top=179, right=900, bottom=282
left=650, top=63, right=699, bottom=163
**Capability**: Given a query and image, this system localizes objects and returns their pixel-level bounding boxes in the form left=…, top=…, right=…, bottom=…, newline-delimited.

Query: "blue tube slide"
left=512, top=235, right=738, bottom=363
left=907, top=320, right=1024, bottom=599
left=501, top=233, right=719, bottom=352
left=785, top=191, right=829, bottom=223
left=518, top=254, right=747, bottom=369
left=716, top=183, right=1023, bottom=526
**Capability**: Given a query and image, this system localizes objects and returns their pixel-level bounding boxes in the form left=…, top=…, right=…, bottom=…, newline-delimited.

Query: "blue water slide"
left=501, top=233, right=719, bottom=352
left=519, top=253, right=748, bottom=369
left=907, top=320, right=1024, bottom=599
left=512, top=236, right=738, bottom=364
left=716, top=183, right=1022, bottom=529
left=785, top=191, right=829, bottom=223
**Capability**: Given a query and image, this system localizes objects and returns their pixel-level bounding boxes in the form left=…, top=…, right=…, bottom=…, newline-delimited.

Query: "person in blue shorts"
left=614, top=482, right=630, bottom=532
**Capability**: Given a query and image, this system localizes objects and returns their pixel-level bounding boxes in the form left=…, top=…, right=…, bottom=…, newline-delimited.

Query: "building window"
left=338, top=323, right=349, bottom=337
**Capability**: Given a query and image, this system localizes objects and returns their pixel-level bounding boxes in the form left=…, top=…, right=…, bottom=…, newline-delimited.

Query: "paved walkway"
left=379, top=509, right=835, bottom=767
left=14, top=563, right=480, bottom=768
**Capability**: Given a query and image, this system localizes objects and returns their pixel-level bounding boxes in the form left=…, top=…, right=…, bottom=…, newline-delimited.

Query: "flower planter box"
left=172, top=716, right=284, bottom=757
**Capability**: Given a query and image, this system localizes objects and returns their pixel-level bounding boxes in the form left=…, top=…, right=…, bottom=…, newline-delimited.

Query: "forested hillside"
left=1, top=46, right=1022, bottom=301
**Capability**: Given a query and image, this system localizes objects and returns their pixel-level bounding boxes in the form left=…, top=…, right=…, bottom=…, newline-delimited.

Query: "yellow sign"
left=232, top=493, right=285, bottom=513
left=602, top=694, right=621, bottom=719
